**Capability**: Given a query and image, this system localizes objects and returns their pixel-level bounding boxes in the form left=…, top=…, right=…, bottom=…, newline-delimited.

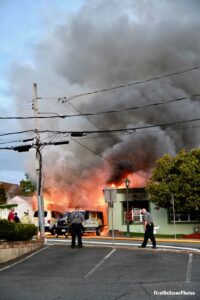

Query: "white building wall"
left=0, top=208, right=9, bottom=220
left=150, top=202, right=199, bottom=235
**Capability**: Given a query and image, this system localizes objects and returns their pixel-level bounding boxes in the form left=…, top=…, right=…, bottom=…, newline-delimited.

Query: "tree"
left=146, top=148, right=200, bottom=212
left=19, top=173, right=36, bottom=196
left=0, top=184, right=7, bottom=204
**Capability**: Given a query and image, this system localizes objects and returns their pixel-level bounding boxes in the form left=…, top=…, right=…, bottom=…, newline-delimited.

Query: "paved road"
left=0, top=242, right=199, bottom=300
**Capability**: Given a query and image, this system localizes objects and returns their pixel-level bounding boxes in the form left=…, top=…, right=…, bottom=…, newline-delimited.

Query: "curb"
left=47, top=235, right=200, bottom=243
left=84, top=236, right=200, bottom=243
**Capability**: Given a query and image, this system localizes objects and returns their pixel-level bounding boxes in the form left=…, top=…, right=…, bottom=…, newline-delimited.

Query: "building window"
left=122, top=200, right=149, bottom=224
left=169, top=211, right=200, bottom=223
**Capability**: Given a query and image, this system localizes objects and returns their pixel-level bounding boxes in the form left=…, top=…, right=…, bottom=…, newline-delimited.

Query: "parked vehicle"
left=82, top=210, right=104, bottom=236
left=55, top=212, right=70, bottom=237
left=33, top=210, right=63, bottom=234
left=55, top=210, right=104, bottom=237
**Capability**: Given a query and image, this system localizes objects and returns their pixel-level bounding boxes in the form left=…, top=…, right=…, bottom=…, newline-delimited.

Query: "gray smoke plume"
left=8, top=0, right=200, bottom=207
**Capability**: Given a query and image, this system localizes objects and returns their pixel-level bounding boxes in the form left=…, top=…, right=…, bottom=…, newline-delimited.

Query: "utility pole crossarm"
left=41, top=141, right=69, bottom=146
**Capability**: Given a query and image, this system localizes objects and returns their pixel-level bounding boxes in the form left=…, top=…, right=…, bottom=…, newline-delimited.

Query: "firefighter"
left=21, top=211, right=32, bottom=224
left=139, top=208, right=157, bottom=249
left=69, top=208, right=84, bottom=248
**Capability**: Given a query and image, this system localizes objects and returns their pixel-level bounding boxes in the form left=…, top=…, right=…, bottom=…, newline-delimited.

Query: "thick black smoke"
left=9, top=0, right=200, bottom=200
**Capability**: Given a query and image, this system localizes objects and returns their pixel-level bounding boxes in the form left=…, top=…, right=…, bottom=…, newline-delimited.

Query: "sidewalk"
left=95, top=232, right=200, bottom=244
left=47, top=232, right=200, bottom=244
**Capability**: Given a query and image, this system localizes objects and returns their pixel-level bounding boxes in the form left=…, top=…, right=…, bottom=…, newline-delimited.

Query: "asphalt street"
left=0, top=240, right=199, bottom=300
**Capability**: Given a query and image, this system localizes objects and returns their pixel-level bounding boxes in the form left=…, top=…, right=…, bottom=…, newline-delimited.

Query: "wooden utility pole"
left=33, top=83, right=45, bottom=238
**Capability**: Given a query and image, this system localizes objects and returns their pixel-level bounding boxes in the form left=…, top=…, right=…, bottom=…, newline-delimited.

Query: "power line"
left=1, top=123, right=198, bottom=145
left=1, top=66, right=199, bottom=118
left=72, top=123, right=200, bottom=140
left=0, top=138, right=34, bottom=145
left=59, top=117, right=200, bottom=134
left=68, top=99, right=120, bottom=147
left=71, top=124, right=200, bottom=164
left=1, top=93, right=199, bottom=120
left=55, top=66, right=200, bottom=103
left=0, top=141, right=69, bottom=151
left=0, top=100, right=32, bottom=112
left=0, top=117, right=199, bottom=138
left=56, top=93, right=200, bottom=118
left=1, top=66, right=199, bottom=115
left=0, top=130, right=35, bottom=137
left=68, top=100, right=99, bottom=129
left=31, top=66, right=199, bottom=102
left=71, top=138, right=110, bottom=163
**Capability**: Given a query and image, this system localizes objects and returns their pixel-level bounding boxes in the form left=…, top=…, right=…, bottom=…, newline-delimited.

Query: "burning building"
left=6, top=0, right=200, bottom=216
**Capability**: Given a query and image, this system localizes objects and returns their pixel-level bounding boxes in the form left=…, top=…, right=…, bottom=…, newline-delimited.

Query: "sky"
left=0, top=0, right=84, bottom=183
left=0, top=0, right=200, bottom=208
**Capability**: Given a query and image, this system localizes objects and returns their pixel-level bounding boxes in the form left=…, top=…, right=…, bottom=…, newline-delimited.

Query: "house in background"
left=0, top=195, right=34, bottom=221
left=7, top=196, right=34, bottom=219
left=108, top=188, right=200, bottom=235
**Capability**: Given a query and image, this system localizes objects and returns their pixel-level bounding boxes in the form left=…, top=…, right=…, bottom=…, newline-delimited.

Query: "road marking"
left=48, top=238, right=200, bottom=253
left=0, top=246, right=49, bottom=272
left=84, top=248, right=116, bottom=279
left=186, top=253, right=193, bottom=283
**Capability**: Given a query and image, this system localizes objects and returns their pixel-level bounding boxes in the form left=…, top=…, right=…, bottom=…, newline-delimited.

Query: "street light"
left=124, top=178, right=131, bottom=236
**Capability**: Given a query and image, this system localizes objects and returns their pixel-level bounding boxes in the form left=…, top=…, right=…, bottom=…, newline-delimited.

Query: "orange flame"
left=31, top=169, right=150, bottom=229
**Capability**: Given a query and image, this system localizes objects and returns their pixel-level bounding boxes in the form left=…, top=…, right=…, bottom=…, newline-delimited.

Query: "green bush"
left=0, top=219, right=37, bottom=241
left=0, top=219, right=15, bottom=241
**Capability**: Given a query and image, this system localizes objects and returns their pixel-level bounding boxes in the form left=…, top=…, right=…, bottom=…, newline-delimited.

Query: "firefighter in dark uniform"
left=139, top=208, right=157, bottom=249
left=69, top=208, right=84, bottom=248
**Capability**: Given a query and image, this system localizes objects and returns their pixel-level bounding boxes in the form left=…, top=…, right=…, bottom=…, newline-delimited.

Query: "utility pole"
left=103, top=188, right=117, bottom=247
left=124, top=178, right=131, bottom=237
left=33, top=83, right=45, bottom=239
left=171, top=194, right=176, bottom=240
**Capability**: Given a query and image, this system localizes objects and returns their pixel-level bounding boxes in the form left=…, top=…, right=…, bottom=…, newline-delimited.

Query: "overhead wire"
left=70, top=138, right=111, bottom=163
left=56, top=92, right=200, bottom=119
left=0, top=117, right=200, bottom=138
left=71, top=123, right=200, bottom=140
left=30, top=66, right=200, bottom=102
left=0, top=122, right=198, bottom=144
left=0, top=130, right=35, bottom=137
left=0, top=138, right=34, bottom=145
left=67, top=98, right=123, bottom=156
left=52, top=65, right=200, bottom=102
left=1, top=92, right=199, bottom=120
left=0, top=66, right=199, bottom=145
left=0, top=63, right=199, bottom=134
left=55, top=121, right=200, bottom=174
left=68, top=100, right=99, bottom=130
left=0, top=99, right=32, bottom=109
left=39, top=133, right=59, bottom=143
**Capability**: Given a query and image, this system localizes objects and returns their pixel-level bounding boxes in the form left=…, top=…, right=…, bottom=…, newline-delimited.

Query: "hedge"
left=0, top=219, right=37, bottom=241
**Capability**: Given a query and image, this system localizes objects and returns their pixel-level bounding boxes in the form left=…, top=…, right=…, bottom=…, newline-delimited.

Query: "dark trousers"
left=71, top=223, right=82, bottom=247
left=142, top=224, right=156, bottom=247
